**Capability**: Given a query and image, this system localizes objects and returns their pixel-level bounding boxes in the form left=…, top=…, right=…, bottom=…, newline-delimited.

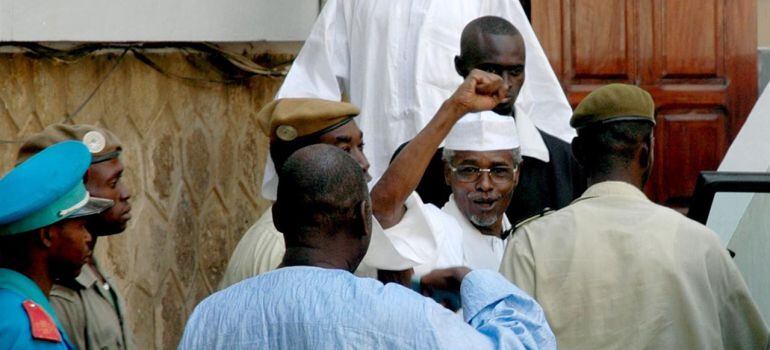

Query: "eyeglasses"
left=448, top=164, right=517, bottom=183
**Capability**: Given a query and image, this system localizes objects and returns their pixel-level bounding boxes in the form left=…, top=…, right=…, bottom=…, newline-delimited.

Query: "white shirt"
left=387, top=193, right=512, bottom=273
left=262, top=0, right=572, bottom=200
left=442, top=195, right=512, bottom=271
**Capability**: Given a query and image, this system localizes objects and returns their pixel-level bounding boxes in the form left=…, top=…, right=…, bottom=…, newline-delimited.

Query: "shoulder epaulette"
left=22, top=300, right=62, bottom=343
left=514, top=208, right=555, bottom=230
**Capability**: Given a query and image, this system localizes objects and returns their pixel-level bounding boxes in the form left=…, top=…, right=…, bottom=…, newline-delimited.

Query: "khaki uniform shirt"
left=50, top=260, right=135, bottom=350
left=218, top=206, right=285, bottom=290
left=501, top=181, right=769, bottom=350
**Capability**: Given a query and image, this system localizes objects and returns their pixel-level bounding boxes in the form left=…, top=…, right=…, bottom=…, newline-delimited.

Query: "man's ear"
left=357, top=199, right=372, bottom=238
left=272, top=201, right=286, bottom=233
left=454, top=56, right=468, bottom=77
left=648, top=133, right=655, bottom=168
left=512, top=166, right=521, bottom=188
left=639, top=134, right=653, bottom=170
left=443, top=162, right=452, bottom=186
left=37, top=227, right=55, bottom=249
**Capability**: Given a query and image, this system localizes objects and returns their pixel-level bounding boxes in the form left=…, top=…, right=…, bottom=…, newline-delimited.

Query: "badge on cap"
left=276, top=125, right=298, bottom=141
left=82, top=131, right=106, bottom=154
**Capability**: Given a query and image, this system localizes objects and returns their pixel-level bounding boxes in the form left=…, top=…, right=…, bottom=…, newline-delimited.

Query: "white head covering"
left=445, top=112, right=520, bottom=151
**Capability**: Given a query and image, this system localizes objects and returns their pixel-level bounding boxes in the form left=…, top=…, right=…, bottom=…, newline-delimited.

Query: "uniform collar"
left=74, top=263, right=99, bottom=289
left=578, top=181, right=649, bottom=202
left=441, top=194, right=512, bottom=240
left=478, top=107, right=550, bottom=163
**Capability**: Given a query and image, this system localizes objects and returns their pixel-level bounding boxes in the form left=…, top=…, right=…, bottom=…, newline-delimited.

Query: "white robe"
left=382, top=193, right=513, bottom=273
left=263, top=0, right=573, bottom=200
left=363, top=192, right=465, bottom=276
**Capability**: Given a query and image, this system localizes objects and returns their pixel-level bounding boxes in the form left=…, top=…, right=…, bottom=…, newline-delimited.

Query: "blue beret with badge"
left=0, top=141, right=114, bottom=236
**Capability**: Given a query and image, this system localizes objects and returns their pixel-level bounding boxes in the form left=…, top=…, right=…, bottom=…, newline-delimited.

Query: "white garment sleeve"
left=362, top=192, right=438, bottom=271
left=275, top=0, right=350, bottom=100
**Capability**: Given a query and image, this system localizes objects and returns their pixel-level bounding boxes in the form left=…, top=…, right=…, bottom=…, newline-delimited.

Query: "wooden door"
left=532, top=0, right=757, bottom=207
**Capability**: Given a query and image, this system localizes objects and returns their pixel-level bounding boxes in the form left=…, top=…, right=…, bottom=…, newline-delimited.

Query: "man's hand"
left=378, top=268, right=414, bottom=287
left=420, top=267, right=472, bottom=293
left=448, top=69, right=509, bottom=115
left=419, top=267, right=471, bottom=311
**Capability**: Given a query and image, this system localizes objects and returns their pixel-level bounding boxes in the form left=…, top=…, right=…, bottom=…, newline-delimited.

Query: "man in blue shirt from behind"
left=179, top=144, right=555, bottom=350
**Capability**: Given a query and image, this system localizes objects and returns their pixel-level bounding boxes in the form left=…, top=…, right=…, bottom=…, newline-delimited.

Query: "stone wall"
left=0, top=51, right=282, bottom=349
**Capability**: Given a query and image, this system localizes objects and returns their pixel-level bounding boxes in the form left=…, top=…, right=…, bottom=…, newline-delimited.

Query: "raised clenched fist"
left=448, top=69, right=509, bottom=115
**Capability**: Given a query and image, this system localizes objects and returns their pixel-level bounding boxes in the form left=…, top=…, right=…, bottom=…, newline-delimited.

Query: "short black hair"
left=460, top=16, right=522, bottom=59
left=576, top=120, right=653, bottom=174
left=273, top=144, right=369, bottom=244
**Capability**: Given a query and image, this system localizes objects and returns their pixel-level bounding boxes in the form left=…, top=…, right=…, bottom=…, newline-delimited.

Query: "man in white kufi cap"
left=370, top=69, right=522, bottom=274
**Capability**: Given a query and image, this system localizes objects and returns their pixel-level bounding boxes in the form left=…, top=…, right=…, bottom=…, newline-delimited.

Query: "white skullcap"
left=444, top=111, right=520, bottom=151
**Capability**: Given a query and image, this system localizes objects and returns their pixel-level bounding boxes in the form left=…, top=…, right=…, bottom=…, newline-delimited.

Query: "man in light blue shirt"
left=180, top=141, right=555, bottom=349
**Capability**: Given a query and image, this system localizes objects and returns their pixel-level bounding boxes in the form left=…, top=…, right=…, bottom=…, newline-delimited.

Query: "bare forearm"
left=371, top=69, right=506, bottom=229
left=371, top=100, right=466, bottom=228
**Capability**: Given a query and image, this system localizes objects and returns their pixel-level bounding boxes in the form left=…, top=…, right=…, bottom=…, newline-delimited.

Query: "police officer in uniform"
left=501, top=84, right=769, bottom=349
left=0, top=141, right=113, bottom=349
left=16, top=124, right=135, bottom=350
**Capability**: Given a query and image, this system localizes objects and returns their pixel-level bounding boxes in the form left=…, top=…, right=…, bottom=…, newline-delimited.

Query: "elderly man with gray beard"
left=372, top=69, right=522, bottom=272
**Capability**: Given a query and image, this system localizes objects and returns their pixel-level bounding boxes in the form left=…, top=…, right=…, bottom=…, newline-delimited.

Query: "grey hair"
left=442, top=148, right=523, bottom=166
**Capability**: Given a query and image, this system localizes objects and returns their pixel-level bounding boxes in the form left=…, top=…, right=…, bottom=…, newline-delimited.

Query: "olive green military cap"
left=257, top=98, right=360, bottom=142
left=16, top=124, right=123, bottom=165
left=571, top=84, right=655, bottom=129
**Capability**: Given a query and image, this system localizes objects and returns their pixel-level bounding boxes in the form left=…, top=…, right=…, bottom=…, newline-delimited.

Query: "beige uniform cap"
left=17, top=124, right=122, bottom=164
left=257, top=98, right=360, bottom=142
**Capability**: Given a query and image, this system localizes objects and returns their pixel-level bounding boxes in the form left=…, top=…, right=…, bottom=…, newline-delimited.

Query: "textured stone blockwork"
left=0, top=51, right=280, bottom=349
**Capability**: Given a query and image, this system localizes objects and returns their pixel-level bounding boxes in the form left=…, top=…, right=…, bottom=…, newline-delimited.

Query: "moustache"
left=468, top=193, right=501, bottom=203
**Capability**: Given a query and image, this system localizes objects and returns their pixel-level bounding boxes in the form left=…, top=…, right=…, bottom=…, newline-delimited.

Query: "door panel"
left=652, top=109, right=728, bottom=205
left=570, top=0, right=634, bottom=81
left=655, top=0, right=723, bottom=79
left=532, top=0, right=756, bottom=206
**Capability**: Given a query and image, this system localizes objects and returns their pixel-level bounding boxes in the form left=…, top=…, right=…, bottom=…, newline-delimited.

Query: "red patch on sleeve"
left=22, top=300, right=62, bottom=343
